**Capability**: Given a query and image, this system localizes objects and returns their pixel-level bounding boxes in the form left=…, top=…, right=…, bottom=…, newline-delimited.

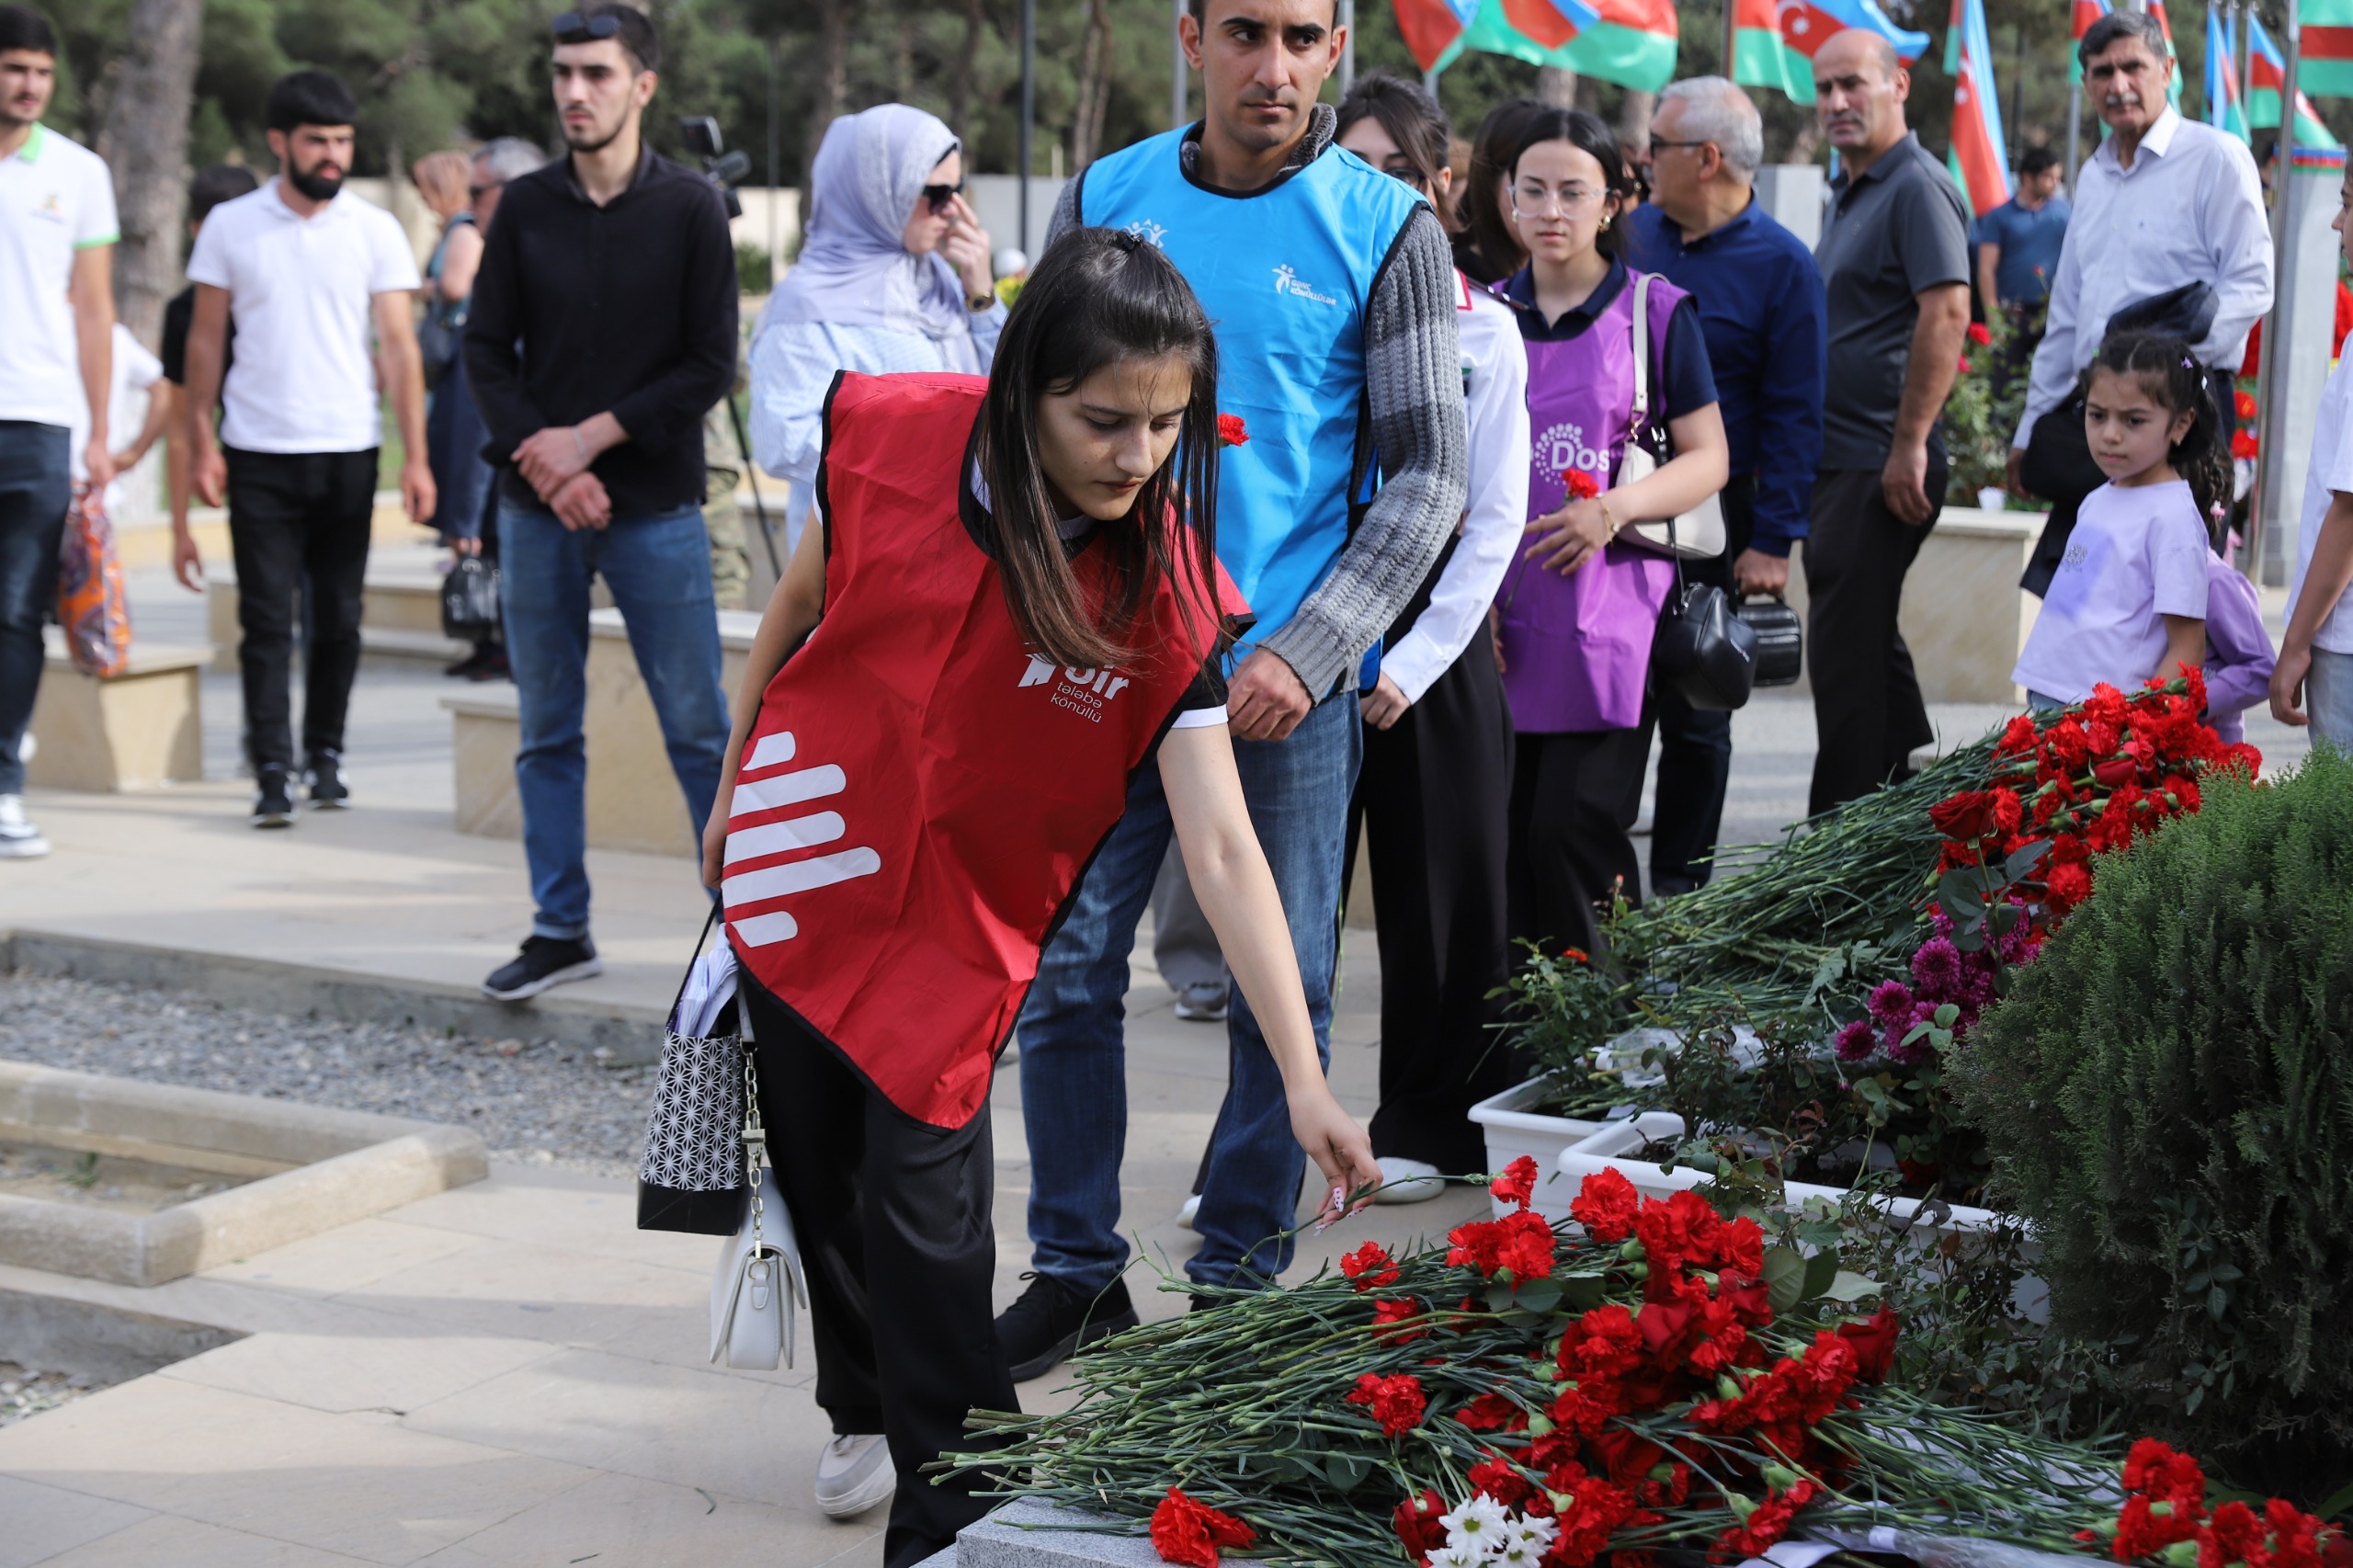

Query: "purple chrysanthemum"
left=1868, top=979, right=1915, bottom=1025
left=1835, top=1018, right=1875, bottom=1062
left=1910, top=937, right=1964, bottom=996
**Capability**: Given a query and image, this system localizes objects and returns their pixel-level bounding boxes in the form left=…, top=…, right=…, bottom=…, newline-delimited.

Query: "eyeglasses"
left=1512, top=182, right=1604, bottom=216
left=1646, top=137, right=1711, bottom=155
left=550, top=9, right=620, bottom=43
left=922, top=179, right=964, bottom=214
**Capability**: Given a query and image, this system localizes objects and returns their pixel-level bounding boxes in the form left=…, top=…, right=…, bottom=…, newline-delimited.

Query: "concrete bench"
left=28, top=635, right=206, bottom=791
left=447, top=607, right=760, bottom=857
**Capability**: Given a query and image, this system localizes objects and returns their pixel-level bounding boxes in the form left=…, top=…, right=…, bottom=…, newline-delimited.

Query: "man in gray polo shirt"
left=1806, top=28, right=1971, bottom=816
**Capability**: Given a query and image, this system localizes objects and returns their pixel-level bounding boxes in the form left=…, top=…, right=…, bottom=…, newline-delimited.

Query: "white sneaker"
left=0, top=795, right=49, bottom=859
left=1175, top=1194, right=1201, bottom=1231
left=1173, top=982, right=1228, bottom=1022
left=1373, top=1156, right=1447, bottom=1205
left=813, top=1432, right=895, bottom=1519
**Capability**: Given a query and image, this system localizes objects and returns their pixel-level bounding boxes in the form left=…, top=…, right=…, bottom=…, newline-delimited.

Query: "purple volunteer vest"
left=1495, top=272, right=1684, bottom=733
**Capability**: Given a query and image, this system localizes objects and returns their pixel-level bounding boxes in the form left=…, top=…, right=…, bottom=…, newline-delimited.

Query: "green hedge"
left=1956, top=750, right=2353, bottom=1492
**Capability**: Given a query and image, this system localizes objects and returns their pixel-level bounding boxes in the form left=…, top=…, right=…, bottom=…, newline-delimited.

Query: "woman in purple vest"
left=1494, top=108, right=1730, bottom=955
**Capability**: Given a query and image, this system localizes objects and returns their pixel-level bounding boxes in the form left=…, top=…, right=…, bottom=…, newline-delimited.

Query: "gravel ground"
left=0, top=974, right=652, bottom=1179
left=0, top=1361, right=96, bottom=1428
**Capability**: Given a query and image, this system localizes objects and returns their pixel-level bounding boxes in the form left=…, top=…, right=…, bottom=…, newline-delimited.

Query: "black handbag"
left=1734, top=595, right=1803, bottom=687
left=440, top=557, right=501, bottom=642
left=1650, top=516, right=1758, bottom=712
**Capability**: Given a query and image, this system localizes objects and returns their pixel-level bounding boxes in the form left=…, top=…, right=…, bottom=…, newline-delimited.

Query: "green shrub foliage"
left=1956, top=751, right=2353, bottom=1489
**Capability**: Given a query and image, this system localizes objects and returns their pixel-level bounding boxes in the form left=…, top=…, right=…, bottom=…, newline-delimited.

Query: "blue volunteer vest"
left=1076, top=127, right=1424, bottom=679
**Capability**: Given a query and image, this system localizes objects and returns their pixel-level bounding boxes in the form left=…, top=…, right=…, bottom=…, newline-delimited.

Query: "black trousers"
left=1343, top=547, right=1518, bottom=1172
left=225, top=448, right=377, bottom=772
left=742, top=980, right=1018, bottom=1568
left=1631, top=478, right=1753, bottom=895
left=1803, top=460, right=1947, bottom=818
left=1507, top=726, right=1652, bottom=960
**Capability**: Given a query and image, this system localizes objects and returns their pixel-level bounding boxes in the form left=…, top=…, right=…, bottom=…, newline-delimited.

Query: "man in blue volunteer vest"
left=998, top=0, right=1468, bottom=1379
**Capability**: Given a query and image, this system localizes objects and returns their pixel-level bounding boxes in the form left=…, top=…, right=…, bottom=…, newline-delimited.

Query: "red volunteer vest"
left=723, top=371, right=1236, bottom=1129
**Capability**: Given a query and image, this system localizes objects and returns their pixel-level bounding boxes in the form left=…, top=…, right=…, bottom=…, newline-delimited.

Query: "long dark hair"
left=1336, top=71, right=1454, bottom=219
left=1506, top=107, right=1634, bottom=260
left=975, top=227, right=1226, bottom=672
left=2084, top=331, right=2230, bottom=532
left=1456, top=97, right=1542, bottom=284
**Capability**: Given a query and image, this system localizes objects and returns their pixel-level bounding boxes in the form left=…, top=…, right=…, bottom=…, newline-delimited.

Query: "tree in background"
left=97, top=0, right=206, bottom=346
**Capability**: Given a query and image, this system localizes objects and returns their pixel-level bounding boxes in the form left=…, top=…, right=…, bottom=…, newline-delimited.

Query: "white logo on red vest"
left=1019, top=655, right=1132, bottom=722
left=722, top=728, right=882, bottom=949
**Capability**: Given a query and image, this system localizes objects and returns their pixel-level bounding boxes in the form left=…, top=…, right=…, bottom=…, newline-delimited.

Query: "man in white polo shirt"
left=184, top=68, right=433, bottom=827
left=0, top=4, right=115, bottom=861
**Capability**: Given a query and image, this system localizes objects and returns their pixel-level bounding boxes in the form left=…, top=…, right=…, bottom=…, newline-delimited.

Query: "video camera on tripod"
left=680, top=116, right=750, bottom=220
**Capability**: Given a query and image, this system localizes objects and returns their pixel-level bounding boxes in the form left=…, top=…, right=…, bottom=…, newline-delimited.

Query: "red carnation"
left=1569, top=1167, right=1640, bottom=1243
left=1967, top=322, right=1992, bottom=346
left=1216, top=413, right=1249, bottom=448
left=1562, top=468, right=1601, bottom=500
left=1546, top=1473, right=1645, bottom=1567
left=1491, top=1154, right=1540, bottom=1210
left=1392, top=1489, right=1450, bottom=1563
left=1470, top=1453, right=1538, bottom=1506
left=2234, top=429, right=2261, bottom=460
left=1347, top=1372, right=1428, bottom=1437
left=1342, top=1240, right=1401, bottom=1291
left=2122, top=1439, right=2207, bottom=1511
left=1834, top=1307, right=1900, bottom=1382
left=1371, top=1298, right=1428, bottom=1344
left=1712, top=1481, right=1820, bottom=1562
left=1150, top=1488, right=1255, bottom=1568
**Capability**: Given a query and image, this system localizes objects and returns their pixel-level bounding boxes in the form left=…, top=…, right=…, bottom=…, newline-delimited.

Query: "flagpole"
left=1723, top=0, right=1738, bottom=82
left=1172, top=0, right=1188, bottom=130
left=2239, top=0, right=2256, bottom=131
left=2065, top=79, right=2082, bottom=197
left=1341, top=0, right=1357, bottom=89
left=2251, top=0, right=2303, bottom=584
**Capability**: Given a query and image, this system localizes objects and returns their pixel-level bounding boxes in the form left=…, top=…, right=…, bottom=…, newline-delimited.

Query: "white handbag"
left=1618, top=271, right=1728, bottom=562
left=708, top=1006, right=808, bottom=1370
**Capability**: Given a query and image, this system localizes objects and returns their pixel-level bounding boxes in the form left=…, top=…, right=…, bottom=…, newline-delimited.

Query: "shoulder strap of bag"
left=1629, top=272, right=1653, bottom=430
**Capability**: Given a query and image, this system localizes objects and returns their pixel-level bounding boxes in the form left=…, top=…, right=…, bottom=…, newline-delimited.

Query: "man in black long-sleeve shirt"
left=462, top=0, right=737, bottom=1000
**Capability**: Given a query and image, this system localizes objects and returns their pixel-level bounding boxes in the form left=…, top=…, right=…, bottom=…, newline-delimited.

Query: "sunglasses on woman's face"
left=923, top=180, right=964, bottom=214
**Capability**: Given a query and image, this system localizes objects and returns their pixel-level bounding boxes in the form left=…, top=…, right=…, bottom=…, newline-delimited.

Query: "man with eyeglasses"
left=462, top=0, right=738, bottom=1001
left=1622, top=75, right=1825, bottom=894
left=998, top=0, right=1466, bottom=1379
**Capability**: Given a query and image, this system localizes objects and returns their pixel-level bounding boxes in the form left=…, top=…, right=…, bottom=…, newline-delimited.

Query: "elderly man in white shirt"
left=2006, top=7, right=2271, bottom=594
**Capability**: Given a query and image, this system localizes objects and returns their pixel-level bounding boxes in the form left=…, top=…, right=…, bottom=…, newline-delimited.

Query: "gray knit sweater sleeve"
left=1045, top=177, right=1083, bottom=248
left=1257, top=205, right=1468, bottom=697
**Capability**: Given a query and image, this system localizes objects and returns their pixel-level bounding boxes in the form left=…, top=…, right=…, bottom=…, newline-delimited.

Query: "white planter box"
left=1468, top=1075, right=1613, bottom=1223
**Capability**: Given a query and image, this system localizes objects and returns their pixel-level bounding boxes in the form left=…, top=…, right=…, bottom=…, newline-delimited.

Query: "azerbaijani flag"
left=1943, top=0, right=2012, bottom=215
left=2246, top=11, right=2344, bottom=149
left=2206, top=2, right=2250, bottom=140
left=1403, top=0, right=1676, bottom=91
left=2302, top=0, right=2353, bottom=99
left=1727, top=0, right=1931, bottom=107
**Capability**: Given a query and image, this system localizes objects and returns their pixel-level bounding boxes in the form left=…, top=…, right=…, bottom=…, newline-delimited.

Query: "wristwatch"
left=969, top=291, right=995, bottom=312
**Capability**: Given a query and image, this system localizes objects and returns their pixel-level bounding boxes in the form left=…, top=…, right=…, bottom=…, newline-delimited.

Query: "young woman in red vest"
left=699, top=228, right=1381, bottom=1568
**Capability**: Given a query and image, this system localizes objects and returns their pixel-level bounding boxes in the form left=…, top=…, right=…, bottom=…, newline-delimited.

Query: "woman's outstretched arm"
left=702, top=518, right=827, bottom=890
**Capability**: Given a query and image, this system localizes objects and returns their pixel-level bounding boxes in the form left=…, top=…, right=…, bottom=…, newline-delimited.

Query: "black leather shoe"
left=995, top=1273, right=1137, bottom=1381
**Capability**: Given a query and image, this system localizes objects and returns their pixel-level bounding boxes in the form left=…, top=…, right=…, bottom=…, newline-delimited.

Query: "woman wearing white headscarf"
left=750, top=104, right=1003, bottom=554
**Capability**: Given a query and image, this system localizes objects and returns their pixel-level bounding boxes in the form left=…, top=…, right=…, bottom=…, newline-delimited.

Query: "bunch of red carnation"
left=1346, top=1165, right=1898, bottom=1568
left=1938, top=672, right=2258, bottom=921
left=2082, top=1439, right=2347, bottom=1568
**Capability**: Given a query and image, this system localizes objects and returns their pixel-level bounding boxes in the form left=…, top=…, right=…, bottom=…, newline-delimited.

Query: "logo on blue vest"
left=1271, top=264, right=1338, bottom=305
left=1123, top=219, right=1166, bottom=247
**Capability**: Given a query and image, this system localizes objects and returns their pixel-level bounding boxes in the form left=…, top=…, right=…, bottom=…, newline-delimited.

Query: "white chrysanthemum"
left=1427, top=1544, right=1492, bottom=1568
left=1440, top=1494, right=1511, bottom=1551
left=1508, top=1515, right=1560, bottom=1552
left=1495, top=1537, right=1545, bottom=1566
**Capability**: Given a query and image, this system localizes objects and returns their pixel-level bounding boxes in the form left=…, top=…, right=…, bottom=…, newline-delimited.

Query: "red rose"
left=1563, top=468, right=1601, bottom=500
left=1151, top=1488, right=1255, bottom=1568
left=1347, top=1371, right=1428, bottom=1437
left=1967, top=322, right=1992, bottom=346
left=1216, top=413, right=1249, bottom=448
left=1491, top=1154, right=1540, bottom=1210
left=1569, top=1168, right=1640, bottom=1243
left=1392, top=1489, right=1450, bottom=1562
left=1562, top=946, right=1589, bottom=961
left=1929, top=790, right=2001, bottom=841
left=2094, top=756, right=2142, bottom=788
left=1342, top=1240, right=1401, bottom=1290
left=1834, top=1307, right=1901, bottom=1382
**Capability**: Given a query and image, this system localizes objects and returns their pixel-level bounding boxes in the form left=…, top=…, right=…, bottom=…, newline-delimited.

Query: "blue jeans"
left=1017, top=694, right=1362, bottom=1292
left=0, top=423, right=71, bottom=798
left=2303, top=649, right=2353, bottom=751
left=500, top=501, right=730, bottom=939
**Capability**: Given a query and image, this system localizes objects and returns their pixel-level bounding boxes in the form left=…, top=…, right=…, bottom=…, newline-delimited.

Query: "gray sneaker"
left=0, top=795, right=49, bottom=859
left=813, top=1432, right=895, bottom=1518
left=1173, top=981, right=1228, bottom=1022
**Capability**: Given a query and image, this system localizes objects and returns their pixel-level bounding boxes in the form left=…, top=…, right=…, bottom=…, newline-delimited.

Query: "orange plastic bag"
left=56, top=489, right=130, bottom=678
